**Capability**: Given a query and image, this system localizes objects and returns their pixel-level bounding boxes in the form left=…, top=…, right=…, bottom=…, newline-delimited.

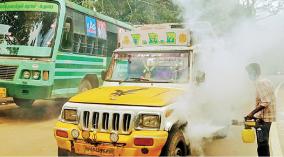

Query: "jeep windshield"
left=0, top=1, right=58, bottom=57
left=105, top=51, right=189, bottom=83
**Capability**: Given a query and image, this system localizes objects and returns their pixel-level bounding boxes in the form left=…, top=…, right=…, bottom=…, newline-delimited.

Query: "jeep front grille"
left=83, top=111, right=90, bottom=128
left=0, top=65, right=18, bottom=80
left=81, top=111, right=134, bottom=134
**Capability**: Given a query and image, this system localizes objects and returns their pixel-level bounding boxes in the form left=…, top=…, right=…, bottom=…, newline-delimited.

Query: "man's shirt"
left=255, top=78, right=276, bottom=122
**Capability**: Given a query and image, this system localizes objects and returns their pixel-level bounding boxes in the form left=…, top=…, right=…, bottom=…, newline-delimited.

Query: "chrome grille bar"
left=112, top=113, right=120, bottom=131
left=83, top=111, right=90, bottom=129
left=92, top=112, right=99, bottom=129
left=102, top=113, right=109, bottom=130
left=123, top=114, right=131, bottom=132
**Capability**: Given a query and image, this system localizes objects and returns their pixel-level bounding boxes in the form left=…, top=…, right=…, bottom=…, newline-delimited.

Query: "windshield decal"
left=0, top=1, right=58, bottom=13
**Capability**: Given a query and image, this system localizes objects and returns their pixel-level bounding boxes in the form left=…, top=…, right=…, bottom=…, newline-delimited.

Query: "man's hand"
left=246, top=113, right=254, bottom=120
left=246, top=105, right=266, bottom=120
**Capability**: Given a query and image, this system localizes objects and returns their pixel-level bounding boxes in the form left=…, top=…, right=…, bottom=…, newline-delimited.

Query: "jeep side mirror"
left=196, top=71, right=205, bottom=84
left=101, top=70, right=106, bottom=81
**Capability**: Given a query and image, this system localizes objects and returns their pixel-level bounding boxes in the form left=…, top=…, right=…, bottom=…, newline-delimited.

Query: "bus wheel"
left=13, top=98, right=34, bottom=108
left=78, top=79, right=93, bottom=93
left=161, top=129, right=189, bottom=156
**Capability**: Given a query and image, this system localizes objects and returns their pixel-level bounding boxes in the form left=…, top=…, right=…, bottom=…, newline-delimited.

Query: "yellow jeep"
left=54, top=24, right=206, bottom=156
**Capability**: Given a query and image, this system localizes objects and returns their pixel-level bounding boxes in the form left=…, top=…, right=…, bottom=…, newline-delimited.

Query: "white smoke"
left=173, top=0, right=284, bottom=155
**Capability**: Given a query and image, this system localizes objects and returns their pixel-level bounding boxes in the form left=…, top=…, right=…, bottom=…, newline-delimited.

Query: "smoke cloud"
left=173, top=0, right=284, bottom=155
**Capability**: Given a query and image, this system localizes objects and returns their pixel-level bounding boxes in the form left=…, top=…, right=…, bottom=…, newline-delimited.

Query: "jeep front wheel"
left=58, top=147, right=69, bottom=156
left=161, top=129, right=189, bottom=156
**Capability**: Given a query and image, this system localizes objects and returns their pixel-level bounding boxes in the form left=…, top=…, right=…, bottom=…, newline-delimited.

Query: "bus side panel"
left=51, top=53, right=107, bottom=98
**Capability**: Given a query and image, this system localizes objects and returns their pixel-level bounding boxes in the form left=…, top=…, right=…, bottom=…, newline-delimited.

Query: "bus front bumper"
left=0, top=83, right=52, bottom=99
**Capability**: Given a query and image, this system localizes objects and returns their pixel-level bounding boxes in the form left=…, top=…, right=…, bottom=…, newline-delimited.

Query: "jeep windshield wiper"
left=129, top=77, right=150, bottom=82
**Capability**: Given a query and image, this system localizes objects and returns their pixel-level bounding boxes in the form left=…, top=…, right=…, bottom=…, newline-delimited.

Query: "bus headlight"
left=23, top=70, right=31, bottom=79
left=136, top=114, right=160, bottom=129
left=32, top=71, right=40, bottom=80
left=62, top=109, right=78, bottom=122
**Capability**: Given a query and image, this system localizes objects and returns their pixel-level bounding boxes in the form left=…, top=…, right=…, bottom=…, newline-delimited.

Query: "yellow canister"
left=241, top=128, right=255, bottom=143
left=245, top=121, right=256, bottom=127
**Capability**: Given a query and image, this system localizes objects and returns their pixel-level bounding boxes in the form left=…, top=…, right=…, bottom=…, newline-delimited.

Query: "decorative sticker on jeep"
left=110, top=88, right=149, bottom=100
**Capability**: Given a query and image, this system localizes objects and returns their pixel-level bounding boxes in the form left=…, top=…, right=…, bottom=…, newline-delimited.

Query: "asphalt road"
left=0, top=101, right=62, bottom=156
left=0, top=101, right=257, bottom=156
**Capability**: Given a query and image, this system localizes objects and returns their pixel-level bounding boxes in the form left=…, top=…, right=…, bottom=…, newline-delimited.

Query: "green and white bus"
left=0, top=0, right=132, bottom=107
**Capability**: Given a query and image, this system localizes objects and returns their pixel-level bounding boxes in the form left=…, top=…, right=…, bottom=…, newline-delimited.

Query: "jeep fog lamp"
left=138, top=114, right=160, bottom=129
left=62, top=109, right=77, bottom=122
left=110, top=132, right=119, bottom=143
left=32, top=71, right=40, bottom=80
left=82, top=130, right=90, bottom=139
left=71, top=129, right=79, bottom=139
left=23, top=70, right=31, bottom=79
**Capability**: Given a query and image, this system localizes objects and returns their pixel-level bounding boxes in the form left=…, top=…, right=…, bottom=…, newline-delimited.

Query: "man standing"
left=246, top=63, right=276, bottom=156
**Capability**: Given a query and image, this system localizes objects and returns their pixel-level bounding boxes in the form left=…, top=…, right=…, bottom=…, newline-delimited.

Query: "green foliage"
left=70, top=0, right=94, bottom=9
left=93, top=0, right=182, bottom=24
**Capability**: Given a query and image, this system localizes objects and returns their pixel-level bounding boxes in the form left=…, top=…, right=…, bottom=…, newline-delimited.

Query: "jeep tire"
left=58, top=147, right=69, bottom=156
left=161, top=129, right=189, bottom=156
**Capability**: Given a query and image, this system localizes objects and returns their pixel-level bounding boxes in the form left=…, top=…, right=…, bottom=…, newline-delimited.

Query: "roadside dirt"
left=0, top=100, right=63, bottom=156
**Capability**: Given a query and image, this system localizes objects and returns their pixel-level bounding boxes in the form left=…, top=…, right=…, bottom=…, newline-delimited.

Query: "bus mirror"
left=101, top=70, right=106, bottom=81
left=196, top=71, right=205, bottom=84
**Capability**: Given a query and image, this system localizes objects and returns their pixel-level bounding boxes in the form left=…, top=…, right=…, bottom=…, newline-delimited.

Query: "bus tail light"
left=134, top=138, right=154, bottom=146
left=43, top=71, right=49, bottom=81
left=56, top=130, right=68, bottom=138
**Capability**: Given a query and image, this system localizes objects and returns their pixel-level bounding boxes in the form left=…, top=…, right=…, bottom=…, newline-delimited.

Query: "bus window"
left=61, top=17, right=73, bottom=51
left=97, top=38, right=106, bottom=56
left=87, top=36, right=95, bottom=54
left=73, top=33, right=81, bottom=53
left=107, top=31, right=117, bottom=57
left=79, top=35, right=87, bottom=54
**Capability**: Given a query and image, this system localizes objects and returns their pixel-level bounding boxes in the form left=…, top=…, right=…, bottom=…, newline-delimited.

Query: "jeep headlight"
left=137, top=114, right=160, bottom=129
left=62, top=109, right=78, bottom=122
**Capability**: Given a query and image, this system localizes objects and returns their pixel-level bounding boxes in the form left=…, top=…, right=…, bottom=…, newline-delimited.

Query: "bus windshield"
left=0, top=1, right=58, bottom=57
left=106, top=51, right=190, bottom=83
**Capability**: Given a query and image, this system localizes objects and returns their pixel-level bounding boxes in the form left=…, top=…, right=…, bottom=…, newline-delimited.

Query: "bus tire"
left=13, top=98, right=34, bottom=108
left=78, top=79, right=93, bottom=93
left=161, top=129, right=189, bottom=156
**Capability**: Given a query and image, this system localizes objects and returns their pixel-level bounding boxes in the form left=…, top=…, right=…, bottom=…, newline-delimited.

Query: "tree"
left=93, top=0, right=181, bottom=24
left=70, top=0, right=95, bottom=9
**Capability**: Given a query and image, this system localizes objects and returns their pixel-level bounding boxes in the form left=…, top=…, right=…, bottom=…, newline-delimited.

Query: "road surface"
left=0, top=101, right=61, bottom=156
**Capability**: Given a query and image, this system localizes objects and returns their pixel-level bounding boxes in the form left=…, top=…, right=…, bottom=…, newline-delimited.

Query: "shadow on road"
left=0, top=100, right=65, bottom=122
